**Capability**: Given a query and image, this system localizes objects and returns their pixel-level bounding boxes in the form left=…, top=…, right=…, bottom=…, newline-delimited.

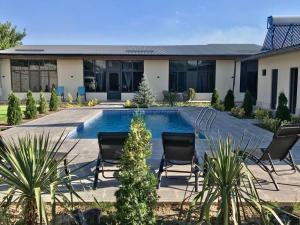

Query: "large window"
left=84, top=60, right=106, bottom=92
left=11, top=59, right=57, bottom=92
left=240, top=60, right=258, bottom=99
left=169, top=60, right=215, bottom=92
left=121, top=61, right=143, bottom=92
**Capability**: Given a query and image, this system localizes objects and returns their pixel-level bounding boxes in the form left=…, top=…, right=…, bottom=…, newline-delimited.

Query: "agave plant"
left=0, top=132, right=83, bottom=225
left=185, top=136, right=288, bottom=225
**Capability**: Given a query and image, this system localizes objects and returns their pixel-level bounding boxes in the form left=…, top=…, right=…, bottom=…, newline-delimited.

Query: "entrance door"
left=289, top=68, right=298, bottom=114
left=107, top=72, right=121, bottom=100
left=271, top=69, right=278, bottom=110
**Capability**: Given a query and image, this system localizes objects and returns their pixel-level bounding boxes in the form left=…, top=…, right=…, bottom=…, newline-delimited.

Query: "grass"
left=0, top=105, right=26, bottom=124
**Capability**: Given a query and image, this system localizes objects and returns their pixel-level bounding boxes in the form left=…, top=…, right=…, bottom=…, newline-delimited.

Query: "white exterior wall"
left=144, top=60, right=169, bottom=100
left=215, top=60, right=235, bottom=99
left=233, top=61, right=245, bottom=102
left=57, top=59, right=84, bottom=99
left=257, top=51, right=300, bottom=114
left=0, top=59, right=12, bottom=101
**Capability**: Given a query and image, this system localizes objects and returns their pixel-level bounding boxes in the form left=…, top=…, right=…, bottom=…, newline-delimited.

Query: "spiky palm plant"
left=0, top=133, right=82, bottom=225
left=186, top=136, right=287, bottom=225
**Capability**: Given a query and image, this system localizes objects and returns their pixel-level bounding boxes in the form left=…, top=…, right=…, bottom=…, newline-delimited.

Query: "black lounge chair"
left=157, top=132, right=200, bottom=191
left=244, top=124, right=300, bottom=191
left=93, top=132, right=129, bottom=189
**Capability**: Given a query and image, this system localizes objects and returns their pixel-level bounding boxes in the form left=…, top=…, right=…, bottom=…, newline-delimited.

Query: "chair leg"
left=258, top=159, right=280, bottom=191
left=93, top=156, right=102, bottom=190
left=157, top=157, right=164, bottom=189
left=287, top=152, right=300, bottom=172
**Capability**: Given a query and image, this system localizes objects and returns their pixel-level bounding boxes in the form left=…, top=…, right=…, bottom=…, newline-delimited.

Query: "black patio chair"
left=243, top=124, right=300, bottom=191
left=157, top=132, right=200, bottom=192
left=93, top=132, right=129, bottom=190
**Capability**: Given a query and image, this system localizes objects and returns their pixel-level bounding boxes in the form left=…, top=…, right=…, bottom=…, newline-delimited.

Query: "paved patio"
left=0, top=104, right=300, bottom=203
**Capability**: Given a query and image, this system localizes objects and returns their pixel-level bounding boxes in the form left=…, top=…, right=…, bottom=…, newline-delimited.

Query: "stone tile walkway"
left=0, top=105, right=300, bottom=203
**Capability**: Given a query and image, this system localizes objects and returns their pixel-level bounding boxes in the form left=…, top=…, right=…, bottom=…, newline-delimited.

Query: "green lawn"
left=0, top=105, right=26, bottom=124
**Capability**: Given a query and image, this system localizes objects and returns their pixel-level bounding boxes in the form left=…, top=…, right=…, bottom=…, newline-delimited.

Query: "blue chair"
left=56, top=86, right=65, bottom=101
left=77, top=86, right=86, bottom=101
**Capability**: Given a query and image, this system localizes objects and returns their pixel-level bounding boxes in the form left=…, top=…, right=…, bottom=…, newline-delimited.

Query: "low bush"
left=213, top=102, right=225, bottom=111
left=187, top=88, right=196, bottom=101
left=116, top=115, right=158, bottom=225
left=38, top=91, right=48, bottom=114
left=49, top=88, right=59, bottom=111
left=24, top=90, right=37, bottom=119
left=67, top=93, right=73, bottom=104
left=255, top=107, right=272, bottom=121
left=87, top=98, right=98, bottom=107
left=124, top=100, right=137, bottom=108
left=242, top=90, right=253, bottom=117
left=224, top=89, right=235, bottom=111
left=163, top=91, right=178, bottom=107
left=291, top=115, right=300, bottom=124
left=231, top=106, right=245, bottom=119
left=7, top=92, right=22, bottom=125
left=260, top=117, right=288, bottom=133
left=276, top=92, right=291, bottom=121
left=76, top=95, right=81, bottom=106
left=211, top=89, right=220, bottom=106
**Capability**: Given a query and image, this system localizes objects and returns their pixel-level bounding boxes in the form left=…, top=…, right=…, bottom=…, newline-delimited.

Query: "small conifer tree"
left=133, top=76, right=155, bottom=107
left=7, top=92, right=22, bottom=125
left=38, top=91, right=48, bottom=114
left=76, top=95, right=81, bottom=106
left=24, top=90, right=37, bottom=119
left=49, top=88, right=59, bottom=111
left=224, top=89, right=235, bottom=111
left=211, top=89, right=221, bottom=106
left=115, top=115, right=158, bottom=225
left=242, top=90, right=253, bottom=117
left=275, top=92, right=291, bottom=121
left=67, top=93, right=73, bottom=104
left=187, top=88, right=196, bottom=101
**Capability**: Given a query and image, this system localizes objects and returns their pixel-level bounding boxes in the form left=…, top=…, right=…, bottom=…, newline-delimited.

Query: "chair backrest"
left=261, top=124, right=300, bottom=161
left=162, top=132, right=195, bottom=162
left=97, top=132, right=129, bottom=161
left=78, top=86, right=85, bottom=96
left=56, top=86, right=64, bottom=96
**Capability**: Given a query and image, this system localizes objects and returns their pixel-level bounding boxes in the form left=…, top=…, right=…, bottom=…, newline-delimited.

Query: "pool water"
left=70, top=110, right=199, bottom=139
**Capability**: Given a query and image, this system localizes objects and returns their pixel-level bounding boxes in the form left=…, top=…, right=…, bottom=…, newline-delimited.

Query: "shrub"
left=261, top=117, right=287, bottom=133
left=38, top=91, right=48, bottom=114
left=255, top=108, right=272, bottom=121
left=49, top=88, right=59, bottom=111
left=213, top=102, right=225, bottom=111
left=124, top=100, right=137, bottom=108
left=291, top=115, right=300, bottom=124
left=76, top=95, right=81, bottom=106
left=231, top=106, right=245, bottom=119
left=163, top=91, right=178, bottom=107
left=0, top=133, right=80, bottom=225
left=133, top=76, right=155, bottom=107
left=87, top=98, right=98, bottom=107
left=242, top=90, right=253, bottom=117
left=211, top=89, right=220, bottom=106
left=275, top=92, right=291, bottom=121
left=186, top=136, right=284, bottom=224
left=7, top=92, right=22, bottom=125
left=187, top=88, right=196, bottom=101
left=115, top=115, right=158, bottom=225
left=224, top=89, right=235, bottom=111
left=67, top=93, right=73, bottom=104
left=24, top=90, right=37, bottom=119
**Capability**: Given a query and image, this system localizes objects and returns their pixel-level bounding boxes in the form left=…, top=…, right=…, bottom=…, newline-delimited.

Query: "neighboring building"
left=0, top=44, right=260, bottom=102
left=249, top=16, right=300, bottom=115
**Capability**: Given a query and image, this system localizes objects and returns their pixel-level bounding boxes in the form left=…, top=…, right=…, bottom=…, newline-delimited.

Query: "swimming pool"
left=69, top=110, right=202, bottom=139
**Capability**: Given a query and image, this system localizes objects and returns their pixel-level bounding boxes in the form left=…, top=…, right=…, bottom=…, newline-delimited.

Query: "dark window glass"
left=122, top=72, right=132, bottom=92
left=169, top=60, right=215, bottom=92
left=84, top=60, right=107, bottom=92
left=262, top=69, right=266, bottom=76
left=11, top=59, right=57, bottom=92
left=121, top=61, right=144, bottom=93
left=133, top=72, right=143, bottom=91
left=240, top=60, right=258, bottom=99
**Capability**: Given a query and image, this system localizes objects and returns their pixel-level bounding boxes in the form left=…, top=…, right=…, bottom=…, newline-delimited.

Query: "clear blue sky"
left=1, top=0, right=300, bottom=45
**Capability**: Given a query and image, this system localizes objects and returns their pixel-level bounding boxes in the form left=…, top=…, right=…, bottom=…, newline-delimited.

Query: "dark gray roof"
left=0, top=44, right=261, bottom=56
left=245, top=44, right=300, bottom=60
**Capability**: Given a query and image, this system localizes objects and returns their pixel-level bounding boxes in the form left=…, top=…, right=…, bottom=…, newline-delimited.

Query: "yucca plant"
left=185, top=136, right=287, bottom=225
left=0, top=133, right=83, bottom=225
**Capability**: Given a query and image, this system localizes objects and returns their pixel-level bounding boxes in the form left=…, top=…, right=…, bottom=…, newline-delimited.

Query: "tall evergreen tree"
left=242, top=90, right=253, bottom=117
left=24, top=90, right=37, bottom=119
left=224, top=89, right=235, bottom=111
left=38, top=91, right=48, bottom=114
left=275, top=92, right=291, bottom=121
left=133, top=76, right=155, bottom=107
left=115, top=115, right=158, bottom=225
left=211, top=89, right=221, bottom=106
left=49, top=88, right=59, bottom=111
